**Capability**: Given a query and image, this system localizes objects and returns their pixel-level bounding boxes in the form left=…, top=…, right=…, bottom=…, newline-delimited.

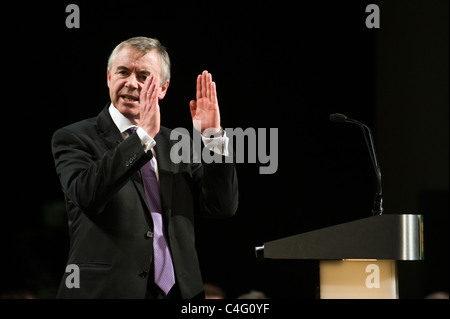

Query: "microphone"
left=329, top=113, right=383, bottom=215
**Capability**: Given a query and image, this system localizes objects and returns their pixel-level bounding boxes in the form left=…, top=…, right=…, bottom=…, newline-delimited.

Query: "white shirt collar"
left=108, top=103, right=137, bottom=134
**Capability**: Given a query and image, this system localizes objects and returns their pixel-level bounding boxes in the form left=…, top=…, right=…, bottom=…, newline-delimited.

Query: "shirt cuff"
left=136, top=127, right=156, bottom=152
left=202, top=130, right=229, bottom=156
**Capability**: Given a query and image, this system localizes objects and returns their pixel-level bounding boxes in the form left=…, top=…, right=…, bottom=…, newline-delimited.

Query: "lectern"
left=255, top=214, right=424, bottom=299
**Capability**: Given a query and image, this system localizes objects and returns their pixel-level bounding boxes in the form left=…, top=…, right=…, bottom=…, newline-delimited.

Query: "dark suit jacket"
left=51, top=106, right=238, bottom=298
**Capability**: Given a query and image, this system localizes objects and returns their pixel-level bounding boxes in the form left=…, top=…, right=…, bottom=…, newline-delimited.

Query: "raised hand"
left=189, top=70, right=221, bottom=135
left=138, top=73, right=161, bottom=138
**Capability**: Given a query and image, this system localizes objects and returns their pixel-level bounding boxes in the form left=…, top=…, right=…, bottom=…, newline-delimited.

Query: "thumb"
left=189, top=100, right=197, bottom=119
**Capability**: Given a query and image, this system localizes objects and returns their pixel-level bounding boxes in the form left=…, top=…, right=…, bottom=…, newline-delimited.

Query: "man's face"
left=107, top=46, right=168, bottom=122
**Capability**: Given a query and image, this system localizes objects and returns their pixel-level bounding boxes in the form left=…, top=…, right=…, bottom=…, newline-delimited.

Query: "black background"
left=1, top=0, right=448, bottom=302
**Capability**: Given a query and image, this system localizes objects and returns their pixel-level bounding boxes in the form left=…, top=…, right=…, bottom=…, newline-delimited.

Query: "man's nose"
left=125, top=74, right=139, bottom=89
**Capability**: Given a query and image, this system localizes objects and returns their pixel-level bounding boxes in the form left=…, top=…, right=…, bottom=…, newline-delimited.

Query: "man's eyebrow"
left=116, top=66, right=150, bottom=76
left=139, top=70, right=151, bottom=76
left=116, top=66, right=130, bottom=72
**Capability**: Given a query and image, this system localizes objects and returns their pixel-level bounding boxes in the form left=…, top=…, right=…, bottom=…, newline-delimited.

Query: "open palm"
left=189, top=70, right=221, bottom=134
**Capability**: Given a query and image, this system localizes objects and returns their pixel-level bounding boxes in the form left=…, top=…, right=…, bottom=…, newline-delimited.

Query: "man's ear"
left=158, top=79, right=170, bottom=100
left=107, top=68, right=111, bottom=88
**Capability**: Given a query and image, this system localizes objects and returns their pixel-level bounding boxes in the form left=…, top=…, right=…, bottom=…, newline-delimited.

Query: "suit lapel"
left=96, top=106, right=174, bottom=224
left=96, top=106, right=152, bottom=214
left=96, top=105, right=124, bottom=148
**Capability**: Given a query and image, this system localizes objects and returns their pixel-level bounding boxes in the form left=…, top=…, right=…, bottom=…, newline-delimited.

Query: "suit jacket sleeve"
left=191, top=146, right=239, bottom=219
left=199, top=161, right=239, bottom=218
left=51, top=127, right=151, bottom=216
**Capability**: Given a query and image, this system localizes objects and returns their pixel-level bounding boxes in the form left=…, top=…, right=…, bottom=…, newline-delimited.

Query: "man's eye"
left=140, top=75, right=148, bottom=82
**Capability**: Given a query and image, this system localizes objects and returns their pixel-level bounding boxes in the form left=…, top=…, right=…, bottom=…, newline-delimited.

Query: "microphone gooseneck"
left=330, top=113, right=383, bottom=215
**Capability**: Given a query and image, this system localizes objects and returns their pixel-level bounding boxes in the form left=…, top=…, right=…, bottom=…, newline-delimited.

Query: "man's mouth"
left=121, top=95, right=139, bottom=103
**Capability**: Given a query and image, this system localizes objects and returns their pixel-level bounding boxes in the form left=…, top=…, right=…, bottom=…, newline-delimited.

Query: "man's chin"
left=115, top=102, right=140, bottom=120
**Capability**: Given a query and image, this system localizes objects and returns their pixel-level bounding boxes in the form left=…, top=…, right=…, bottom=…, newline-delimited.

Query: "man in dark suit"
left=51, top=37, right=238, bottom=299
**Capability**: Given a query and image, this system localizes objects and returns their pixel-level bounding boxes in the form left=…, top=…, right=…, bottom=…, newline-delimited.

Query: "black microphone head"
left=329, top=113, right=348, bottom=123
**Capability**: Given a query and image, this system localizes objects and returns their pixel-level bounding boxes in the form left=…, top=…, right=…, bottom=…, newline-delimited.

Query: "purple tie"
left=128, top=128, right=175, bottom=295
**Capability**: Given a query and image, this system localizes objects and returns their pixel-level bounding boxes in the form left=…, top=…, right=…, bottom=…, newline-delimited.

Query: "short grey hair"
left=107, top=36, right=171, bottom=85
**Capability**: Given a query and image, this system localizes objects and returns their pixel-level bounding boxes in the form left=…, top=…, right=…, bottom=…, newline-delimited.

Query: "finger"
left=154, top=74, right=160, bottom=89
left=205, top=72, right=211, bottom=99
left=210, top=81, right=218, bottom=105
left=147, top=75, right=160, bottom=103
left=151, top=84, right=161, bottom=110
left=145, top=74, right=154, bottom=94
left=196, top=74, right=201, bottom=100
left=146, top=81, right=154, bottom=98
left=201, top=70, right=207, bottom=98
left=140, top=73, right=154, bottom=104
left=145, top=82, right=155, bottom=109
left=149, top=82, right=157, bottom=102
left=155, top=85, right=161, bottom=103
